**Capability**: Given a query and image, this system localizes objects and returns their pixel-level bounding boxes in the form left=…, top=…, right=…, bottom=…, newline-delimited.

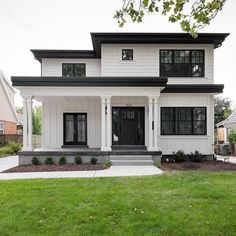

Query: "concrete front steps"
left=110, top=155, right=154, bottom=166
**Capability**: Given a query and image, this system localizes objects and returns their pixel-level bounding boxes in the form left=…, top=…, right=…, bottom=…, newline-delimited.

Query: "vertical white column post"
left=106, top=96, right=112, bottom=151
left=101, top=97, right=106, bottom=151
left=153, top=96, right=159, bottom=150
left=22, top=97, right=28, bottom=150
left=148, top=97, right=153, bottom=151
left=27, top=96, right=33, bottom=150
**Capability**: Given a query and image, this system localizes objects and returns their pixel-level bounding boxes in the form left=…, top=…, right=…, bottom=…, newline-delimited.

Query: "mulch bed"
left=2, top=164, right=108, bottom=173
left=161, top=161, right=236, bottom=171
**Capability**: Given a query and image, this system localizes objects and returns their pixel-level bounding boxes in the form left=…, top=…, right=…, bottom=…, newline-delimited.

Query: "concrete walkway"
left=216, top=155, right=236, bottom=164
left=0, top=155, right=162, bottom=179
left=0, top=155, right=18, bottom=172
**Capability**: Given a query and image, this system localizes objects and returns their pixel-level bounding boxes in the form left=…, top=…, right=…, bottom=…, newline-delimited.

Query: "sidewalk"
left=0, top=157, right=162, bottom=179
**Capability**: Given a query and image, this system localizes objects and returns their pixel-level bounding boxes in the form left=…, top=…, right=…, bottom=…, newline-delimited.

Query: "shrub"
left=75, top=156, right=82, bottom=165
left=104, top=160, right=112, bottom=168
left=174, top=150, right=186, bottom=163
left=90, top=157, right=97, bottom=165
left=45, top=157, right=54, bottom=165
left=7, top=141, right=22, bottom=154
left=229, top=130, right=236, bottom=144
left=59, top=156, right=66, bottom=165
left=189, top=151, right=203, bottom=162
left=32, top=157, right=39, bottom=165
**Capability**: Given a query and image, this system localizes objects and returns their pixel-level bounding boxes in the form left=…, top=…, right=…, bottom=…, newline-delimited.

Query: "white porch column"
left=153, top=96, right=159, bottom=150
left=22, top=96, right=33, bottom=151
left=22, top=97, right=28, bottom=150
left=27, top=97, right=33, bottom=150
left=106, top=96, right=112, bottom=151
left=101, top=97, right=106, bottom=151
left=148, top=97, right=153, bottom=151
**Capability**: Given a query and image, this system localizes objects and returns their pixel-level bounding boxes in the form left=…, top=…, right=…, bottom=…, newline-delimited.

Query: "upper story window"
left=0, top=122, right=4, bottom=134
left=122, top=49, right=133, bottom=60
left=161, top=107, right=207, bottom=135
left=160, top=50, right=204, bottom=77
left=62, top=63, right=86, bottom=77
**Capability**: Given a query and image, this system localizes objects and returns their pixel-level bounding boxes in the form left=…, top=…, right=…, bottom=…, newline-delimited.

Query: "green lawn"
left=0, top=172, right=236, bottom=236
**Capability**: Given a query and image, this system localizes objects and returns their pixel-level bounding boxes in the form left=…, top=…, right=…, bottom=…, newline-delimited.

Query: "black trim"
left=31, top=33, right=229, bottom=61
left=31, top=50, right=97, bottom=62
left=162, top=84, right=224, bottom=93
left=11, top=76, right=168, bottom=87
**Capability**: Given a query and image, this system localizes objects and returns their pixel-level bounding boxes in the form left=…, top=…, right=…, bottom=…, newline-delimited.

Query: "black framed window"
left=122, top=49, right=133, bottom=60
left=63, top=113, right=87, bottom=145
left=161, top=107, right=207, bottom=135
left=62, top=63, right=86, bottom=77
left=160, top=50, right=204, bottom=77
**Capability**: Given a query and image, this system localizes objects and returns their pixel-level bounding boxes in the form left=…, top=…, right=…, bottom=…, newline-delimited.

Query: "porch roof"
left=11, top=76, right=168, bottom=87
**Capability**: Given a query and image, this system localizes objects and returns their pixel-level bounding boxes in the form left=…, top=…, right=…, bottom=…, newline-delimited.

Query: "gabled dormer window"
left=62, top=63, right=86, bottom=77
left=122, top=49, right=133, bottom=60
left=160, top=50, right=204, bottom=77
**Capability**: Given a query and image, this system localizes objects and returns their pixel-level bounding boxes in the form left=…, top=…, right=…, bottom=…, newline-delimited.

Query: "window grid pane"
left=62, top=63, right=86, bottom=77
left=161, top=107, right=206, bottom=135
left=122, top=49, right=133, bottom=60
left=160, top=50, right=204, bottom=77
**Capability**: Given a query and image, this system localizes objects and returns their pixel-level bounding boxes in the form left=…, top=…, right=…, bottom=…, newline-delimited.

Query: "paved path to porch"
left=0, top=156, right=18, bottom=172
left=0, top=157, right=162, bottom=180
left=216, top=155, right=236, bottom=164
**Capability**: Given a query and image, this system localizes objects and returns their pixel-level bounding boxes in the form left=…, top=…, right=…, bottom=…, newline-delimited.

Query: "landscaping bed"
left=161, top=160, right=236, bottom=171
left=2, top=164, right=108, bottom=173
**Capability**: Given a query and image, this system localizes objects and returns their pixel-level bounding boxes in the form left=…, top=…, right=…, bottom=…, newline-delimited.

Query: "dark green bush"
left=59, top=156, right=66, bottom=165
left=45, top=157, right=54, bottom=165
left=104, top=160, right=112, bottom=167
left=7, top=141, right=22, bottom=154
left=75, top=156, right=82, bottom=165
left=32, top=157, right=39, bottom=165
left=90, top=157, right=97, bottom=165
left=189, top=151, right=203, bottom=162
left=174, top=150, right=186, bottom=163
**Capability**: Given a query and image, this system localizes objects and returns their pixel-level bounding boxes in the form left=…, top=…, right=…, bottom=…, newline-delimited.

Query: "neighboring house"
left=12, top=33, right=229, bottom=165
left=0, top=70, right=18, bottom=134
left=216, top=110, right=236, bottom=144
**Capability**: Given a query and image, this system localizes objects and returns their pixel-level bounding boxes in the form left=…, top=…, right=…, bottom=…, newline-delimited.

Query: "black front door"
left=63, top=113, right=87, bottom=145
left=112, top=107, right=145, bottom=146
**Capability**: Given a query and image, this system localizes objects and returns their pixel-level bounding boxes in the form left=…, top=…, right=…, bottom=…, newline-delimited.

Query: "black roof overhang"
left=11, top=77, right=168, bottom=87
left=31, top=32, right=229, bottom=61
left=161, top=84, right=224, bottom=93
left=91, top=32, right=229, bottom=57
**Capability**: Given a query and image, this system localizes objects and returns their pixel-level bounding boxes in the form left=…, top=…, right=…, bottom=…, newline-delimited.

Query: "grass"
left=0, top=172, right=236, bottom=236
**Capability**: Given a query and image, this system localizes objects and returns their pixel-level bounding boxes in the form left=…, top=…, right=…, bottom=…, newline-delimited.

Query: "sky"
left=0, top=0, right=235, bottom=108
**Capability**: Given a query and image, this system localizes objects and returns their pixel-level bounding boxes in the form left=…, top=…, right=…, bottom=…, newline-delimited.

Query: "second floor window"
left=62, top=63, right=86, bottom=77
left=122, top=49, right=133, bottom=60
left=160, top=50, right=204, bottom=77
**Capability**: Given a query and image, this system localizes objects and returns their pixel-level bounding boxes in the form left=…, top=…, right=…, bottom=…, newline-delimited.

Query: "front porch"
left=18, top=147, right=162, bottom=165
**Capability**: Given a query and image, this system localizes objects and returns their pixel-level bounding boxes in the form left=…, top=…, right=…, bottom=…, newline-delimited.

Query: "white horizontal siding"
left=101, top=44, right=214, bottom=84
left=42, top=94, right=214, bottom=155
left=158, top=93, right=214, bottom=155
left=41, top=58, right=101, bottom=76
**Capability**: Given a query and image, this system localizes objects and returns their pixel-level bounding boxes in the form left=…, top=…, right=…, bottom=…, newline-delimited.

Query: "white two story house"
left=12, top=33, right=228, bottom=165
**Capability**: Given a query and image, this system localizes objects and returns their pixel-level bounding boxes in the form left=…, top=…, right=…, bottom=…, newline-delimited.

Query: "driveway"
left=0, top=156, right=19, bottom=172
